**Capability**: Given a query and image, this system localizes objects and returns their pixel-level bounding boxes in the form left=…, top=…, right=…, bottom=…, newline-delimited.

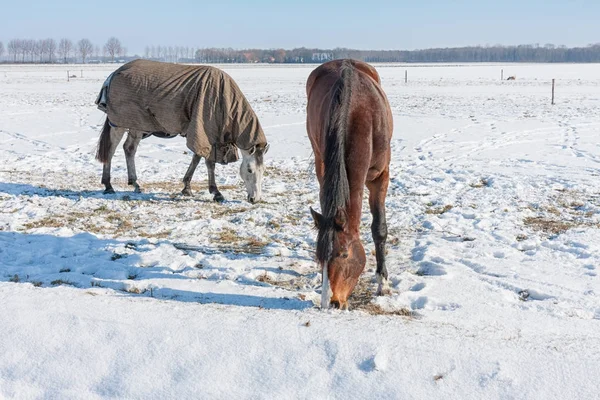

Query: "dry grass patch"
left=349, top=278, right=414, bottom=317
left=212, top=227, right=268, bottom=252
left=23, top=216, right=67, bottom=229
left=124, top=287, right=146, bottom=294
left=470, top=178, right=490, bottom=188
left=256, top=271, right=275, bottom=284
left=523, top=216, right=573, bottom=235
left=425, top=204, right=453, bottom=215
left=209, top=205, right=249, bottom=219
left=145, top=180, right=240, bottom=193
left=217, top=227, right=239, bottom=243
left=138, top=229, right=172, bottom=239
left=50, top=279, right=74, bottom=286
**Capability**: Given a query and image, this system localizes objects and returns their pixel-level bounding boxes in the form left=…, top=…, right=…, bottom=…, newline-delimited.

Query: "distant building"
left=312, top=53, right=333, bottom=62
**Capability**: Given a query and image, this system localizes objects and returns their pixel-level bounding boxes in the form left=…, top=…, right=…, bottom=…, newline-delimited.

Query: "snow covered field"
left=1, top=62, right=599, bottom=399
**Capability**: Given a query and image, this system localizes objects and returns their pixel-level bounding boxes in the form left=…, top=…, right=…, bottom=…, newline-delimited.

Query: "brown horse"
left=306, top=59, right=393, bottom=310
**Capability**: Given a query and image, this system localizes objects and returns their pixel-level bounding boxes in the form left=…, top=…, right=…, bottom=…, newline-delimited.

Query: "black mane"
left=315, top=60, right=353, bottom=264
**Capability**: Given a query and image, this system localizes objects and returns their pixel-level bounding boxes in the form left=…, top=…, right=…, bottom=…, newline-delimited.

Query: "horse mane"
left=316, top=60, right=353, bottom=264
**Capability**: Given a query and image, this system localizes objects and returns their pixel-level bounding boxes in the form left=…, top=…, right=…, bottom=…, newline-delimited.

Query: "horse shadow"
left=0, top=181, right=189, bottom=202
left=0, top=230, right=314, bottom=311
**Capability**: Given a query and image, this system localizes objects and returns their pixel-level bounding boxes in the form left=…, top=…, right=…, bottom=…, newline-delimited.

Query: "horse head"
left=239, top=143, right=269, bottom=203
left=311, top=207, right=366, bottom=310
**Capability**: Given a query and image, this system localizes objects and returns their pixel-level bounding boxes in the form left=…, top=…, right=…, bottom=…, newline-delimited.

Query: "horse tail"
left=316, top=60, right=353, bottom=264
left=96, top=117, right=112, bottom=164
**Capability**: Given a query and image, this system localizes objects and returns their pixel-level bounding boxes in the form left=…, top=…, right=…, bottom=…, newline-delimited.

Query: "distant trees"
left=190, top=44, right=600, bottom=63
left=58, top=39, right=73, bottom=63
left=46, top=38, right=57, bottom=63
left=142, top=45, right=194, bottom=62
left=1, top=38, right=600, bottom=64
left=104, top=37, right=121, bottom=62
left=77, top=38, right=93, bottom=63
left=8, top=39, right=19, bottom=62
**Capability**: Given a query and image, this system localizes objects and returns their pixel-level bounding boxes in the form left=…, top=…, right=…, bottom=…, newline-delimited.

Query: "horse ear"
left=310, top=207, right=325, bottom=229
left=334, top=208, right=347, bottom=230
left=248, top=145, right=256, bottom=156
left=263, top=143, right=270, bottom=154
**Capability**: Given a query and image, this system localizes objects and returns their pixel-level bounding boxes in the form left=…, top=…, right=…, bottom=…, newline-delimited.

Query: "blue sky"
left=1, top=0, right=598, bottom=54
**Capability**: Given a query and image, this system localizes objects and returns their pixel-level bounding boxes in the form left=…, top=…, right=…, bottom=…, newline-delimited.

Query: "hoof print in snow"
left=518, top=290, right=530, bottom=301
left=111, top=253, right=126, bottom=261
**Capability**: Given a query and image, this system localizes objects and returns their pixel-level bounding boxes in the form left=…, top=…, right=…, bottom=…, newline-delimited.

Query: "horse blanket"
left=96, top=59, right=266, bottom=164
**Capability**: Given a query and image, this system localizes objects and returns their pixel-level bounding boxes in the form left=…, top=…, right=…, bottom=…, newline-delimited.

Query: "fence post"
left=501, top=69, right=503, bottom=80
left=405, top=69, right=407, bottom=83
left=67, top=70, right=69, bottom=82
left=551, top=79, right=555, bottom=105
left=81, top=70, right=83, bottom=78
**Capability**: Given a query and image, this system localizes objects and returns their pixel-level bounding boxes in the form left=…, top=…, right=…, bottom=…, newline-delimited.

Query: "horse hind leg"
left=98, top=125, right=126, bottom=194
left=123, top=130, right=143, bottom=193
left=367, top=168, right=390, bottom=296
left=182, top=154, right=201, bottom=196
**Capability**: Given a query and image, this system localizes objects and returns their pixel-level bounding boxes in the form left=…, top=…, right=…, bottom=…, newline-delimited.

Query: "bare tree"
left=38, top=39, right=46, bottom=62
left=26, top=40, right=36, bottom=62
left=18, top=39, right=27, bottom=63
left=58, top=39, right=73, bottom=63
left=46, top=39, right=57, bottom=63
left=144, top=46, right=150, bottom=59
left=118, top=46, right=127, bottom=59
left=78, top=38, right=93, bottom=63
left=104, top=37, right=122, bottom=62
left=8, top=39, right=20, bottom=62
left=0, top=41, right=4, bottom=61
left=94, top=45, right=101, bottom=60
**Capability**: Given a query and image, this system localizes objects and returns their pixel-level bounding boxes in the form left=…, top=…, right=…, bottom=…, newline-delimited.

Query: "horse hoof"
left=181, top=189, right=192, bottom=196
left=330, top=300, right=349, bottom=310
left=376, top=285, right=392, bottom=296
left=376, top=275, right=391, bottom=296
left=103, top=188, right=115, bottom=195
left=134, top=187, right=142, bottom=194
left=213, top=193, right=225, bottom=202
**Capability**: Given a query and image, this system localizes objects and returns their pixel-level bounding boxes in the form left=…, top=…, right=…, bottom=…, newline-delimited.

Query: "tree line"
left=1, top=39, right=600, bottom=64
left=0, top=37, right=127, bottom=63
left=194, top=44, right=600, bottom=63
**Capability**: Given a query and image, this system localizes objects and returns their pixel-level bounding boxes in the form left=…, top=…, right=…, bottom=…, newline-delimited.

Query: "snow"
left=1, top=62, right=600, bottom=398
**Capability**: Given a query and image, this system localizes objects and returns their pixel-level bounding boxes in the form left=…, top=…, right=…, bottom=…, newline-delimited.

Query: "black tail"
left=96, top=118, right=112, bottom=164
left=316, top=60, right=353, bottom=264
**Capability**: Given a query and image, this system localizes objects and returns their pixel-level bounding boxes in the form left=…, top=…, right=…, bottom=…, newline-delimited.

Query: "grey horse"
left=95, top=59, right=269, bottom=203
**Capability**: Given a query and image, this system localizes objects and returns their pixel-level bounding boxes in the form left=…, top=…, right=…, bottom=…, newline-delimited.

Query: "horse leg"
left=366, top=168, right=390, bottom=296
left=101, top=127, right=126, bottom=194
left=123, top=130, right=143, bottom=193
left=182, top=154, right=201, bottom=196
left=205, top=159, right=225, bottom=202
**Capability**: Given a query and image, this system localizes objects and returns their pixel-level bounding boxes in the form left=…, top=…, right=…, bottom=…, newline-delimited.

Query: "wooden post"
left=405, top=69, right=407, bottom=83
left=552, top=79, right=555, bottom=105
left=80, top=70, right=83, bottom=78
left=67, top=70, right=69, bottom=82
left=501, top=69, right=503, bottom=80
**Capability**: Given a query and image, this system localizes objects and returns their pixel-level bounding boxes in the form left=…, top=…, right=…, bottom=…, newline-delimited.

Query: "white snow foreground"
left=1, top=63, right=600, bottom=398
